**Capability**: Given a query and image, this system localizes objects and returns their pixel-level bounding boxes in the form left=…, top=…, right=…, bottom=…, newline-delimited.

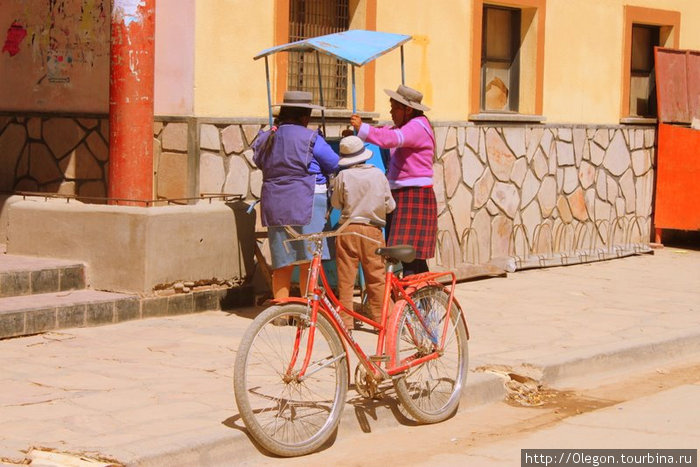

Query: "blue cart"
left=254, top=30, right=411, bottom=289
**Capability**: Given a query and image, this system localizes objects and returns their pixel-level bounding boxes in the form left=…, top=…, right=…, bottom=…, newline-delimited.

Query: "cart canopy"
left=254, top=29, right=411, bottom=67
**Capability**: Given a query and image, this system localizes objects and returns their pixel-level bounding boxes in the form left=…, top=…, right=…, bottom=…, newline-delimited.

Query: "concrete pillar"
left=108, top=0, right=156, bottom=205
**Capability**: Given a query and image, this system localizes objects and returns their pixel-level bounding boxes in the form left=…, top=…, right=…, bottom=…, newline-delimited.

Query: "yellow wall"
left=0, top=0, right=110, bottom=113
left=374, top=0, right=472, bottom=121
left=194, top=0, right=275, bottom=117
left=543, top=0, right=695, bottom=124
left=543, top=0, right=623, bottom=124
left=679, top=1, right=700, bottom=49
left=191, top=0, right=700, bottom=124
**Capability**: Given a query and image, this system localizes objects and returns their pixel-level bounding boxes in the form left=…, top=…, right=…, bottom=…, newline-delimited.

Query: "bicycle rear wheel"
left=234, top=304, right=348, bottom=457
left=392, top=286, right=468, bottom=423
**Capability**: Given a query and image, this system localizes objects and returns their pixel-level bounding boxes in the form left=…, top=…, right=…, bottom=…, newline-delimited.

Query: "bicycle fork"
left=283, top=298, right=331, bottom=382
left=388, top=287, right=457, bottom=374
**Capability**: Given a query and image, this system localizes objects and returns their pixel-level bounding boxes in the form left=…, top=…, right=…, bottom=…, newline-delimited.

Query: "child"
left=330, top=136, right=396, bottom=330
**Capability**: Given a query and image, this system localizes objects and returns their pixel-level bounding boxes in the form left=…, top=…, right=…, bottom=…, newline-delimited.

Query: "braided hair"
left=257, top=106, right=313, bottom=163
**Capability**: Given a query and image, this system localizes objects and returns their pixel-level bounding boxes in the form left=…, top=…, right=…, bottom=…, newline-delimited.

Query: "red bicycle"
left=233, top=218, right=470, bottom=457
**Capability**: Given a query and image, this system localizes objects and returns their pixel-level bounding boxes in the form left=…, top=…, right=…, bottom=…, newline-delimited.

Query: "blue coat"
left=253, top=124, right=338, bottom=226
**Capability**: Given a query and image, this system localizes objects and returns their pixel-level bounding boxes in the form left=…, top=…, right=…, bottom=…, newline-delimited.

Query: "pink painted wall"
left=0, top=0, right=193, bottom=116
left=154, top=0, right=195, bottom=116
left=0, top=0, right=110, bottom=113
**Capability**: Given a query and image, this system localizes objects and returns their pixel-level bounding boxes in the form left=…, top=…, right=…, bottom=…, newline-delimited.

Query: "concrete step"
left=0, top=289, right=139, bottom=339
left=0, top=253, right=86, bottom=298
left=0, top=251, right=255, bottom=340
left=0, top=285, right=256, bottom=340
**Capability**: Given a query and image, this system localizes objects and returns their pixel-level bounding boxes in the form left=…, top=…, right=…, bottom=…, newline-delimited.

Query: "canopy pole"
left=400, top=45, right=406, bottom=85
left=264, top=56, right=273, bottom=127
left=351, top=65, right=357, bottom=114
left=315, top=51, right=326, bottom=136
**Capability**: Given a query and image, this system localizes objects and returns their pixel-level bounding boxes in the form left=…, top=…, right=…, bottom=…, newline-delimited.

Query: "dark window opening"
left=288, top=0, right=349, bottom=108
left=630, top=24, right=659, bottom=118
left=481, top=5, right=521, bottom=112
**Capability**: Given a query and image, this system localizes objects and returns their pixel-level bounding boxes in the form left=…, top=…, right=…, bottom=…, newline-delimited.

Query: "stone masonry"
left=185, top=119, right=655, bottom=270
left=429, top=124, right=655, bottom=269
left=0, top=116, right=109, bottom=199
left=1, top=114, right=655, bottom=271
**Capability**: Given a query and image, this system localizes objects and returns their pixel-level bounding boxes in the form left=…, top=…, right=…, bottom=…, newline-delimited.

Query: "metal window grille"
left=288, top=0, right=349, bottom=108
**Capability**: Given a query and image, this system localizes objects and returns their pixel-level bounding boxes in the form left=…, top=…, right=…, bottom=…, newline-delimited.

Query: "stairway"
left=0, top=253, right=140, bottom=339
left=0, top=249, right=256, bottom=340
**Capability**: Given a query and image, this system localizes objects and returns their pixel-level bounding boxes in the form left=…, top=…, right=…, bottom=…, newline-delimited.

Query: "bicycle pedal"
left=369, top=354, right=390, bottom=363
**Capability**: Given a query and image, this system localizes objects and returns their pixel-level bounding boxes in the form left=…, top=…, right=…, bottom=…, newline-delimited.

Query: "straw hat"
left=338, top=136, right=373, bottom=167
left=384, top=84, right=430, bottom=111
left=273, top=90, right=324, bottom=109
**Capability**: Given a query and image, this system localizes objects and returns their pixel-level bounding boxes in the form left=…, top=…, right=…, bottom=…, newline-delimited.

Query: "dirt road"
left=242, top=359, right=700, bottom=467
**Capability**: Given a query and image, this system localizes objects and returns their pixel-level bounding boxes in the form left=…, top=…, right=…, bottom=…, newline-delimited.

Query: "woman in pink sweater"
left=350, top=85, right=437, bottom=276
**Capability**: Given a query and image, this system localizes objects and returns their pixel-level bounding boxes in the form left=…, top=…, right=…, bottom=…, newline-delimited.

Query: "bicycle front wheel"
left=234, top=304, right=348, bottom=457
left=392, top=286, right=469, bottom=424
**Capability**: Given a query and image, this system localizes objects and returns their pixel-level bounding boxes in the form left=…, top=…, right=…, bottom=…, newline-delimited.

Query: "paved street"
left=448, top=379, right=700, bottom=467
left=1, top=246, right=699, bottom=466
left=244, top=361, right=700, bottom=467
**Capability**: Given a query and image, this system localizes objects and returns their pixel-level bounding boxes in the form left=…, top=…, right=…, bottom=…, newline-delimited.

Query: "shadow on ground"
left=660, top=229, right=700, bottom=251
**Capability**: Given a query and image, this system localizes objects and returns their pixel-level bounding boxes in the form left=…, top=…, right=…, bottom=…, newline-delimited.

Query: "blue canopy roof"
left=254, top=30, right=411, bottom=67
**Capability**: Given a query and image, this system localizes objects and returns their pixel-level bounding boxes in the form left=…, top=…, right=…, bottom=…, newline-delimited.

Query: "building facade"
left=1, top=0, right=699, bottom=279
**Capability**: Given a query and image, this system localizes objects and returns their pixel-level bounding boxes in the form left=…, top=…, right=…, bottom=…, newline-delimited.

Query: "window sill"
left=620, top=116, right=657, bottom=125
left=468, top=112, right=547, bottom=123
left=309, top=109, right=379, bottom=120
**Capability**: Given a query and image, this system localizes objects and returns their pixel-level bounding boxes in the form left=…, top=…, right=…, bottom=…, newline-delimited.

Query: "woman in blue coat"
left=252, top=91, right=339, bottom=298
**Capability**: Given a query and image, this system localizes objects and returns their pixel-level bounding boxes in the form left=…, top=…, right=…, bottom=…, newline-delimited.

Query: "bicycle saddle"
left=376, top=245, right=416, bottom=263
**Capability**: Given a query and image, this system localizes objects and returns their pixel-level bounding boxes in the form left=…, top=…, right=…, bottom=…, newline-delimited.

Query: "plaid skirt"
left=386, top=186, right=437, bottom=259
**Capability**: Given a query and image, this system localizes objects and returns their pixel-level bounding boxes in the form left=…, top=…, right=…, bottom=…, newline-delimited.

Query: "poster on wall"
left=0, top=0, right=110, bottom=113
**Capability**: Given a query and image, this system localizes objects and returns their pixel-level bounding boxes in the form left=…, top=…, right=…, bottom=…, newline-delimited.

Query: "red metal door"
left=653, top=48, right=700, bottom=232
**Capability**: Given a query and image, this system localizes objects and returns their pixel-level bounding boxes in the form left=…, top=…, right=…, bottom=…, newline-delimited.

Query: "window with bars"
left=288, top=0, right=349, bottom=108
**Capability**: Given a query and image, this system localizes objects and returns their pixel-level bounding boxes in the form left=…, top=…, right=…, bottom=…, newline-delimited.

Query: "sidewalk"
left=1, top=247, right=699, bottom=466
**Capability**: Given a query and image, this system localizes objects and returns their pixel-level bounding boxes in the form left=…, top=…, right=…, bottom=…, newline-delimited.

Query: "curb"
left=122, top=328, right=700, bottom=466
left=537, top=328, right=700, bottom=387
left=123, top=370, right=507, bottom=467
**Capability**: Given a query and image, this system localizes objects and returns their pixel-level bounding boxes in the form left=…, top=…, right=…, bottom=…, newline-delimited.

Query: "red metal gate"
left=653, top=47, right=700, bottom=234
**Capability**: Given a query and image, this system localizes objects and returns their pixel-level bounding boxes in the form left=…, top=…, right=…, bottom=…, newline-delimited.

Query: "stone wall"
left=429, top=124, right=655, bottom=269
left=152, top=119, right=268, bottom=201
left=186, top=119, right=656, bottom=269
left=0, top=115, right=109, bottom=198
left=2, top=113, right=655, bottom=271
left=152, top=118, right=348, bottom=205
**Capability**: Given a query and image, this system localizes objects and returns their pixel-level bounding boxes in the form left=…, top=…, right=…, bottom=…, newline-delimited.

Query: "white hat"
left=338, top=136, right=372, bottom=167
left=384, top=84, right=430, bottom=111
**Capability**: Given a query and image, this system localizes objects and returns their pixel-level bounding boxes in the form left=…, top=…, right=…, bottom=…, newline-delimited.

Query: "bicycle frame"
left=270, top=239, right=459, bottom=384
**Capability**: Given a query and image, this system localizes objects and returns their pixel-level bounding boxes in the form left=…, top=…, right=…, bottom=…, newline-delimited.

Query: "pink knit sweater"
left=357, top=116, right=435, bottom=190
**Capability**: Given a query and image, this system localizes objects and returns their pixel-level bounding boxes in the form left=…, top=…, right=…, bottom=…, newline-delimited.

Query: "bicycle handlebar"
left=281, top=217, right=382, bottom=254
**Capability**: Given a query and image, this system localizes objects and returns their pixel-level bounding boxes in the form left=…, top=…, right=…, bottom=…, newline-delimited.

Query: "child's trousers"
left=335, top=224, right=386, bottom=329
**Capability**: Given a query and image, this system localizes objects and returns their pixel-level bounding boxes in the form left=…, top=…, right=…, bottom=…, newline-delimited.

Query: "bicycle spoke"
left=393, top=286, right=468, bottom=423
left=234, top=305, right=348, bottom=455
